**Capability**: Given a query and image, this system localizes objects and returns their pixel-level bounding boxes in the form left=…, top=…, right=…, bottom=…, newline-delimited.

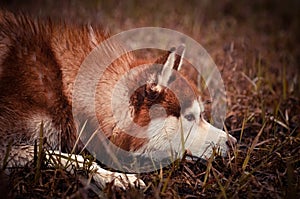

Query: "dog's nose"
left=226, top=135, right=237, bottom=147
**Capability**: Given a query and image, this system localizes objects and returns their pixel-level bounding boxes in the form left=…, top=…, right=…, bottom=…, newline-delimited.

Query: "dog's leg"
left=45, top=151, right=146, bottom=189
left=1, top=146, right=145, bottom=189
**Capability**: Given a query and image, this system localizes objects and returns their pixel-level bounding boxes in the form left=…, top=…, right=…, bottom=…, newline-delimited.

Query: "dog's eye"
left=185, top=114, right=195, bottom=121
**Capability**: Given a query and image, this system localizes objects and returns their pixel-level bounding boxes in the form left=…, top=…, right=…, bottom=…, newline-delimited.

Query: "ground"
left=0, top=0, right=299, bottom=198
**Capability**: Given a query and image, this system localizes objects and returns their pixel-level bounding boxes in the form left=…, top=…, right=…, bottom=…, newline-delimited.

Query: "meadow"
left=0, top=0, right=299, bottom=198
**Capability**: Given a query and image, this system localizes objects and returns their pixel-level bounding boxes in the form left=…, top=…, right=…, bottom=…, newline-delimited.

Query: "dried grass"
left=1, top=0, right=299, bottom=198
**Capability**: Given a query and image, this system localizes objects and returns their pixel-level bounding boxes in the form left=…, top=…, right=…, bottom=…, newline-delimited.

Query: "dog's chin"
left=185, top=142, right=230, bottom=160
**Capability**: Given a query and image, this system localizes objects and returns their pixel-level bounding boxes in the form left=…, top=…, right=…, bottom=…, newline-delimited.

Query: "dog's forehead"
left=197, top=96, right=205, bottom=113
left=167, top=73, right=202, bottom=114
left=182, top=99, right=203, bottom=115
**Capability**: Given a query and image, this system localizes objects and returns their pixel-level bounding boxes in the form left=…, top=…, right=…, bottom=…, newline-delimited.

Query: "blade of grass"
left=203, top=148, right=216, bottom=187
left=71, top=119, right=88, bottom=154
left=161, top=168, right=172, bottom=194
left=240, top=110, right=248, bottom=143
left=212, top=167, right=227, bottom=199
left=223, top=122, right=238, bottom=172
left=34, top=121, right=44, bottom=184
left=242, top=121, right=266, bottom=171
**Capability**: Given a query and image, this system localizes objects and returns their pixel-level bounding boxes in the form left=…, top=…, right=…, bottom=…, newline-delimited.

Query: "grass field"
left=1, top=0, right=299, bottom=198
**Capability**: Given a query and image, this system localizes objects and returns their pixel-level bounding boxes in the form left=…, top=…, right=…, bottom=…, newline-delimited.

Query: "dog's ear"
left=155, top=44, right=185, bottom=87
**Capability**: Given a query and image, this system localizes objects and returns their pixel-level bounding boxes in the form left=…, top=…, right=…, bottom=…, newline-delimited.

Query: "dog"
left=0, top=11, right=236, bottom=189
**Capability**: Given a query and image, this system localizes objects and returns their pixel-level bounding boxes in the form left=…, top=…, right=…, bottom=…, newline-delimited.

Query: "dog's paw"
left=92, top=164, right=145, bottom=189
left=109, top=172, right=146, bottom=189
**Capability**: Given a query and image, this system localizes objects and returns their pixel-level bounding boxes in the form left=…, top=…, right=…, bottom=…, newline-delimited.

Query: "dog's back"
left=0, top=11, right=107, bottom=166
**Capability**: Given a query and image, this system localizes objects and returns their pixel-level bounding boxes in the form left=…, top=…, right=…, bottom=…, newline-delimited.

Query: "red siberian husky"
left=0, top=11, right=236, bottom=188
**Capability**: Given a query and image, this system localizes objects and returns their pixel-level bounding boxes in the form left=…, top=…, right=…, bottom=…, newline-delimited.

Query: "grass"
left=0, top=0, right=299, bottom=198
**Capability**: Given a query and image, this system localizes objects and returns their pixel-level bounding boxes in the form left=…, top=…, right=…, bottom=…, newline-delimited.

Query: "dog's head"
left=108, top=45, right=236, bottom=160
